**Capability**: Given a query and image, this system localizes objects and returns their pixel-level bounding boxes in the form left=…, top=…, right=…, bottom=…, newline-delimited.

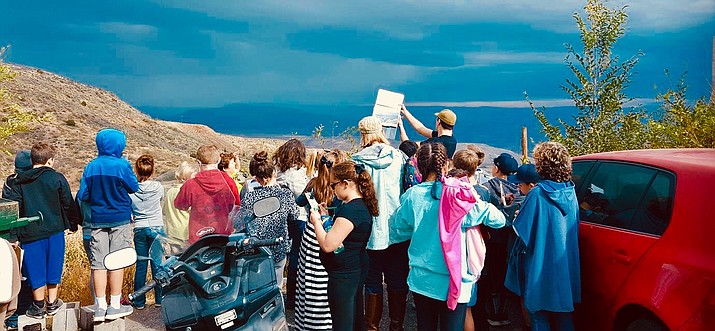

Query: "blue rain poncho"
left=505, top=180, right=581, bottom=312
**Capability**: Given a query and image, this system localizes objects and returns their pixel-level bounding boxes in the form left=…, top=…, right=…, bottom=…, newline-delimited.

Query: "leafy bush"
left=531, top=0, right=648, bottom=156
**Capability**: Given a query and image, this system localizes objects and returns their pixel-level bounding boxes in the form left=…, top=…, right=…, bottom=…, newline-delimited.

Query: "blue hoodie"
left=505, top=180, right=581, bottom=313
left=78, top=129, right=139, bottom=228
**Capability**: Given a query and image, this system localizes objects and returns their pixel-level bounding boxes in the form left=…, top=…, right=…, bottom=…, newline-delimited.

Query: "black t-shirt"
left=424, top=130, right=457, bottom=158
left=319, top=198, right=372, bottom=274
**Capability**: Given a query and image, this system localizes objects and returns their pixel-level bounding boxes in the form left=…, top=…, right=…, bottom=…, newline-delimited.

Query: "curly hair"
left=249, top=150, right=275, bottom=180
left=533, top=141, right=572, bottom=182
left=273, top=138, right=307, bottom=172
left=417, top=142, right=448, bottom=180
left=307, top=149, right=347, bottom=205
left=331, top=161, right=379, bottom=217
left=218, top=152, right=237, bottom=171
left=135, top=154, right=155, bottom=182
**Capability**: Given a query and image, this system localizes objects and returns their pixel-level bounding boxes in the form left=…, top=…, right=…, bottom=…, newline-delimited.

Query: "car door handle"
left=613, top=251, right=632, bottom=265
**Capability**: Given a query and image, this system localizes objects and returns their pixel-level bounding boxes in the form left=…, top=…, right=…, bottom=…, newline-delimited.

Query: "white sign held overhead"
left=372, top=89, right=404, bottom=139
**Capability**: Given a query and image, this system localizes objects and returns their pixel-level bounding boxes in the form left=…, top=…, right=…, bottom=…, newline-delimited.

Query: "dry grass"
left=59, top=230, right=151, bottom=306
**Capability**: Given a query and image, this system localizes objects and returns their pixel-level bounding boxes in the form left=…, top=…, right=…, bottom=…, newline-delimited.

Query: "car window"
left=572, top=160, right=595, bottom=193
left=578, top=162, right=658, bottom=231
left=627, top=171, right=674, bottom=236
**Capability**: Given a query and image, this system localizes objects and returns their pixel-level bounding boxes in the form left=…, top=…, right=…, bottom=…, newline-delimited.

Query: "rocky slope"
left=1, top=64, right=284, bottom=187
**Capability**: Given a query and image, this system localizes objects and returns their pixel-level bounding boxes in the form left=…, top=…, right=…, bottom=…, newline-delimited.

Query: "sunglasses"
left=329, top=181, right=342, bottom=190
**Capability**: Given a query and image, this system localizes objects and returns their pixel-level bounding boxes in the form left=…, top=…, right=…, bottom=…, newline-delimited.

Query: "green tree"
left=0, top=46, right=40, bottom=151
left=647, top=73, right=715, bottom=148
left=532, top=0, right=647, bottom=156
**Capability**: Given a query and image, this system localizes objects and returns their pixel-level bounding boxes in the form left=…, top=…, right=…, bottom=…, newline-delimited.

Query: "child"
left=399, top=140, right=421, bottom=192
left=174, top=145, right=239, bottom=243
left=390, top=142, right=505, bottom=330
left=16, top=142, right=82, bottom=318
left=509, top=163, right=540, bottom=196
left=162, top=162, right=195, bottom=246
left=235, top=151, right=299, bottom=287
left=505, top=142, right=581, bottom=331
left=293, top=149, right=346, bottom=330
left=482, top=152, right=522, bottom=327
left=309, top=160, right=378, bottom=331
left=218, top=152, right=244, bottom=192
left=507, top=162, right=540, bottom=330
left=129, top=155, right=165, bottom=309
left=273, top=139, right=310, bottom=310
left=78, top=129, right=139, bottom=322
left=452, top=148, right=490, bottom=202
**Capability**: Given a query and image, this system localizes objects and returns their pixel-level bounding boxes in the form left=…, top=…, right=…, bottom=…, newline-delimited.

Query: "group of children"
left=2, top=107, right=581, bottom=331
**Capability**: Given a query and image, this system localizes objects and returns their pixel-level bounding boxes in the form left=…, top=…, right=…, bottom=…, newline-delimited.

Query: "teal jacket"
left=352, top=143, right=406, bottom=250
left=391, top=181, right=506, bottom=301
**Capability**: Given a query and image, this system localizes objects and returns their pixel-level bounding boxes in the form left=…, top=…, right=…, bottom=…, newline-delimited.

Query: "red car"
left=572, top=149, right=715, bottom=331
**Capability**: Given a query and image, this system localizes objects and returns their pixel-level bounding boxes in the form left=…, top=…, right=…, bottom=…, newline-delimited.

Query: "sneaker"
left=105, top=305, right=133, bottom=320
left=134, top=304, right=145, bottom=310
left=5, top=320, right=18, bottom=331
left=93, top=307, right=106, bottom=323
left=154, top=302, right=161, bottom=308
left=25, top=302, right=45, bottom=319
left=46, top=299, right=65, bottom=316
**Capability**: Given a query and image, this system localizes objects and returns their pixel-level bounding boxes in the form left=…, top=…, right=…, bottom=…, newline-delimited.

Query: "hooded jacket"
left=130, top=180, right=164, bottom=228
left=485, top=176, right=523, bottom=242
left=14, top=166, right=82, bottom=243
left=78, top=129, right=139, bottom=228
left=174, top=169, right=239, bottom=243
left=352, top=143, right=405, bottom=250
left=506, top=180, right=581, bottom=312
left=390, top=181, right=505, bottom=302
left=2, top=150, right=32, bottom=206
left=2, top=151, right=32, bottom=242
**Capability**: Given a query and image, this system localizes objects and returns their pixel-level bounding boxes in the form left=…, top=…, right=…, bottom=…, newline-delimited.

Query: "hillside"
left=0, top=64, right=284, bottom=187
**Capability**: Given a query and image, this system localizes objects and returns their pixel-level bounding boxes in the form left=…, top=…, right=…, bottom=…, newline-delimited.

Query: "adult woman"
left=505, top=142, right=581, bottom=331
left=310, top=160, right=378, bottom=331
left=391, top=143, right=505, bottom=331
left=293, top=149, right=346, bottom=330
left=235, top=151, right=299, bottom=286
left=351, top=116, right=407, bottom=331
left=273, top=138, right=310, bottom=308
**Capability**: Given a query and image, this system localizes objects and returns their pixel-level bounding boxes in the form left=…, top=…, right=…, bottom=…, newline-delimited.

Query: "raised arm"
left=398, top=117, right=409, bottom=142
left=400, top=104, right=432, bottom=139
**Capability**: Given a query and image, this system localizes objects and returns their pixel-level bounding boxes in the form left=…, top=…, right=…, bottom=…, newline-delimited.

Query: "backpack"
left=401, top=161, right=420, bottom=193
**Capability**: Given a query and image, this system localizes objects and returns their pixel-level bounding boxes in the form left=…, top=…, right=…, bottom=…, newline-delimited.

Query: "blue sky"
left=1, top=0, right=713, bottom=109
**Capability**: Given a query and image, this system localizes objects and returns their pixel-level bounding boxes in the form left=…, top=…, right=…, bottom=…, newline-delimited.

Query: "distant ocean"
left=141, top=103, right=580, bottom=153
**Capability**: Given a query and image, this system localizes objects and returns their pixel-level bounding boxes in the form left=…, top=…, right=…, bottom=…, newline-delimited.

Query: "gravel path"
left=123, top=293, right=525, bottom=331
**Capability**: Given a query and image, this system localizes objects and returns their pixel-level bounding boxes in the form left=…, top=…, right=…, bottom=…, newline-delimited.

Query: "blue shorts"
left=21, top=232, right=65, bottom=290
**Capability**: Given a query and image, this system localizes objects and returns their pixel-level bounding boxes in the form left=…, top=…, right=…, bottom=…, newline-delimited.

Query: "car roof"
left=572, top=149, right=715, bottom=174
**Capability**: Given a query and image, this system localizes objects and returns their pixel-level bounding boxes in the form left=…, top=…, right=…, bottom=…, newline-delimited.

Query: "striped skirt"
left=294, top=220, right=332, bottom=330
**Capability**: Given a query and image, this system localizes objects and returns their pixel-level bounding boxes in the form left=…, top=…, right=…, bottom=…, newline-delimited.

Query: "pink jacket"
left=438, top=176, right=478, bottom=310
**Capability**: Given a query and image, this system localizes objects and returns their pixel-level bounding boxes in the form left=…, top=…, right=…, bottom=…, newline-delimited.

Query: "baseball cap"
left=435, top=109, right=457, bottom=126
left=508, top=163, right=540, bottom=184
left=14, top=150, right=32, bottom=172
left=493, top=153, right=519, bottom=175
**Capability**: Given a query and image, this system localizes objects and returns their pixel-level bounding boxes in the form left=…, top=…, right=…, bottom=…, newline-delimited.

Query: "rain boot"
left=387, top=290, right=408, bottom=331
left=365, top=292, right=383, bottom=331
